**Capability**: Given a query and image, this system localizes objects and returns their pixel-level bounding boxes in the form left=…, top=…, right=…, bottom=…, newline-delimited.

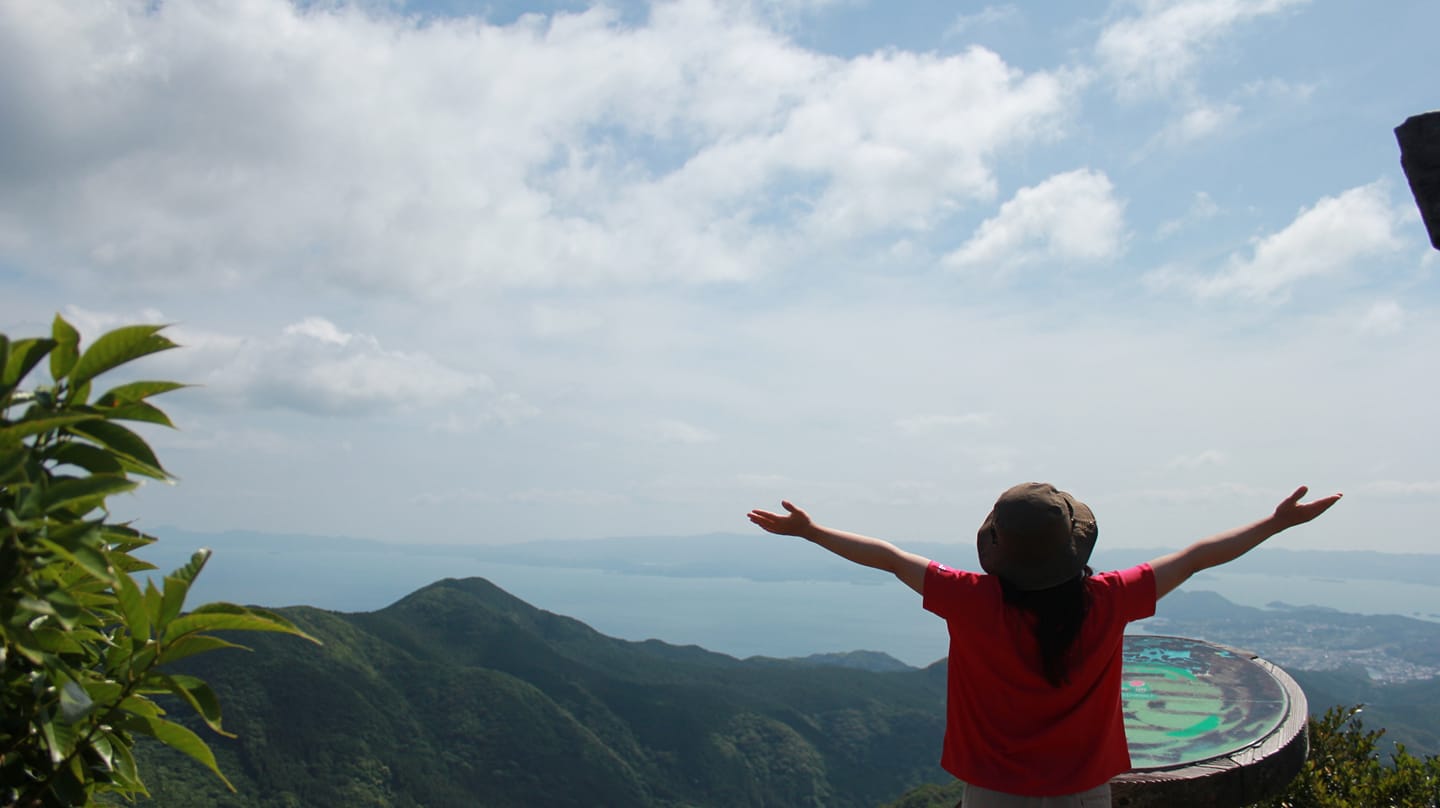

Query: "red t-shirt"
left=922, top=561, right=1157, bottom=796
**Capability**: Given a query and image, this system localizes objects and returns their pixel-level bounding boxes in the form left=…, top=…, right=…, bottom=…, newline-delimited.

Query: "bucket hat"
left=976, top=482, right=1097, bottom=591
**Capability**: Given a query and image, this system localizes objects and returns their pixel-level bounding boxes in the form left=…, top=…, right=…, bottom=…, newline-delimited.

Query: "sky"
left=2, top=0, right=1438, bottom=555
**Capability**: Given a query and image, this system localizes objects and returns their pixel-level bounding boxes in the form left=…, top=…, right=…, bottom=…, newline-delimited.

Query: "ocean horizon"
left=138, top=529, right=1440, bottom=669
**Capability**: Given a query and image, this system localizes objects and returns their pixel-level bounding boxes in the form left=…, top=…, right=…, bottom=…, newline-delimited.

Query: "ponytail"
left=1000, top=566, right=1093, bottom=687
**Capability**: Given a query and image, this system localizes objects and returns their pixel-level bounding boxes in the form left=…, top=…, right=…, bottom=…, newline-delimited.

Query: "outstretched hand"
left=747, top=500, right=814, bottom=537
left=1272, top=485, right=1343, bottom=529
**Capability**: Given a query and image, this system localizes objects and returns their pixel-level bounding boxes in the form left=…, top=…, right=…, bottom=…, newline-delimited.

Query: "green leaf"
left=117, top=694, right=163, bottom=719
left=95, top=400, right=175, bottom=428
left=0, top=414, right=99, bottom=446
left=96, top=380, right=188, bottom=404
left=148, top=672, right=231, bottom=737
left=115, top=570, right=151, bottom=645
left=29, top=626, right=84, bottom=654
left=159, top=575, right=190, bottom=631
left=158, top=549, right=209, bottom=629
left=41, top=473, right=137, bottom=514
left=66, top=419, right=168, bottom=479
left=130, top=641, right=159, bottom=674
left=68, top=325, right=177, bottom=390
left=169, top=547, right=211, bottom=588
left=39, top=714, right=72, bottom=765
left=89, top=729, right=116, bottom=775
left=114, top=713, right=234, bottom=791
left=158, top=634, right=250, bottom=665
left=1, top=337, right=56, bottom=393
left=109, top=552, right=158, bottom=574
left=46, top=441, right=126, bottom=475
left=163, top=603, right=320, bottom=645
left=32, top=585, right=84, bottom=629
left=143, top=578, right=163, bottom=630
left=69, top=377, right=92, bottom=407
left=50, top=314, right=81, bottom=381
left=106, top=730, right=144, bottom=793
left=101, top=522, right=157, bottom=553
left=82, top=680, right=125, bottom=706
left=0, top=444, right=24, bottom=483
left=7, top=624, right=48, bottom=664
left=37, top=537, right=114, bottom=584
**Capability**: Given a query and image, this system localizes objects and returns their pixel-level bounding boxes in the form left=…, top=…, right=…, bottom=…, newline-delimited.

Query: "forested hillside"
left=139, top=577, right=949, bottom=807
left=137, top=577, right=1440, bottom=807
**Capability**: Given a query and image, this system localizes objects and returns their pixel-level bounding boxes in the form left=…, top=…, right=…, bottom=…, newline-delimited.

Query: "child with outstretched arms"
left=748, top=483, right=1340, bottom=807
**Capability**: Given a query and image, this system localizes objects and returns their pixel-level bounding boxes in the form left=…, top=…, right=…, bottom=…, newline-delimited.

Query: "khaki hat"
left=976, top=482, right=1098, bottom=591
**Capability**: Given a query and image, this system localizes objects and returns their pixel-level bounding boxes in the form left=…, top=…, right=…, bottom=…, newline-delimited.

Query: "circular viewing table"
left=1110, top=635, right=1308, bottom=807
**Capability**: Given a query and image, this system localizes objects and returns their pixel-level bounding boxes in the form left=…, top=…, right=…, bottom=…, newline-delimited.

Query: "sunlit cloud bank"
left=57, top=305, right=523, bottom=422
left=945, top=169, right=1126, bottom=272
left=3, top=0, right=1438, bottom=552
left=0, top=0, right=1076, bottom=295
left=1146, top=182, right=1409, bottom=302
left=1096, top=0, right=1310, bottom=99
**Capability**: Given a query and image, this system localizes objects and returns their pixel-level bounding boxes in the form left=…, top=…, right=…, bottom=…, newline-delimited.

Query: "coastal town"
left=1135, top=593, right=1440, bottom=684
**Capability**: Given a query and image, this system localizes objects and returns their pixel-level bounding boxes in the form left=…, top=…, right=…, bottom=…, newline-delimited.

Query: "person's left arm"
left=747, top=501, right=931, bottom=595
left=1149, top=485, right=1342, bottom=600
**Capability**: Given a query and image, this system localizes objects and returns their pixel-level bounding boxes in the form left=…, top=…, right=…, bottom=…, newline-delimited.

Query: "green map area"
left=1123, top=635, right=1289, bottom=769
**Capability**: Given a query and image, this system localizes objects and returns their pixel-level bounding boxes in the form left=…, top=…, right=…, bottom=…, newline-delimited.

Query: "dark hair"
left=1000, top=566, right=1094, bottom=687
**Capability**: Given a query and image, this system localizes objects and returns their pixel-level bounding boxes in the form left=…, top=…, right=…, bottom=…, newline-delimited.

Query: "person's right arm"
left=748, top=501, right=931, bottom=596
left=1149, top=485, right=1342, bottom=600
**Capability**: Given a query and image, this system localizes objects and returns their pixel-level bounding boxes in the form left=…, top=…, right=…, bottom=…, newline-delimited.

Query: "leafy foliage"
left=1252, top=705, right=1440, bottom=808
left=1288, top=667, right=1440, bottom=758
left=0, top=317, right=316, bottom=807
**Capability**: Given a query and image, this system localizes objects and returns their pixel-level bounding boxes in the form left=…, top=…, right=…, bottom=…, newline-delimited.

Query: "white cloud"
left=1151, top=101, right=1241, bottom=148
left=284, top=316, right=351, bottom=346
left=945, top=4, right=1020, bottom=39
left=149, top=425, right=298, bottom=455
left=1096, top=0, right=1310, bottom=99
left=248, top=319, right=486, bottom=415
left=55, top=305, right=170, bottom=340
left=1239, top=77, right=1317, bottom=103
left=1127, top=481, right=1270, bottom=504
left=863, top=480, right=958, bottom=507
left=944, top=169, right=1126, bottom=272
left=507, top=488, right=630, bottom=506
left=663, top=45, right=1078, bottom=240
left=960, top=445, right=1018, bottom=476
left=1354, top=300, right=1405, bottom=336
left=656, top=419, right=719, bottom=444
left=160, top=317, right=498, bottom=416
left=529, top=304, right=608, bottom=339
left=405, top=485, right=629, bottom=508
left=432, top=393, right=541, bottom=433
left=0, top=0, right=1074, bottom=295
left=1146, top=181, right=1405, bottom=301
left=1359, top=480, right=1440, bottom=498
left=1157, top=191, right=1222, bottom=239
left=737, top=473, right=794, bottom=488
left=895, top=413, right=992, bottom=436
left=1167, top=449, right=1227, bottom=469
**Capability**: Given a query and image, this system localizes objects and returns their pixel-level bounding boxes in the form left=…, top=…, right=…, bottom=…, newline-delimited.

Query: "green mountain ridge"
left=139, top=577, right=1440, bottom=807
left=141, top=577, right=949, bottom=807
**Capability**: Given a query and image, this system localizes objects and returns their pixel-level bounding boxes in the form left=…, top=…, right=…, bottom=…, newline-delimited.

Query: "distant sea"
left=139, top=530, right=1440, bottom=669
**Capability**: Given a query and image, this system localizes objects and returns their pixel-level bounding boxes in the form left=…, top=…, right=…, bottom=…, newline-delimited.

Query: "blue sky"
left=2, top=0, right=1437, bottom=554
